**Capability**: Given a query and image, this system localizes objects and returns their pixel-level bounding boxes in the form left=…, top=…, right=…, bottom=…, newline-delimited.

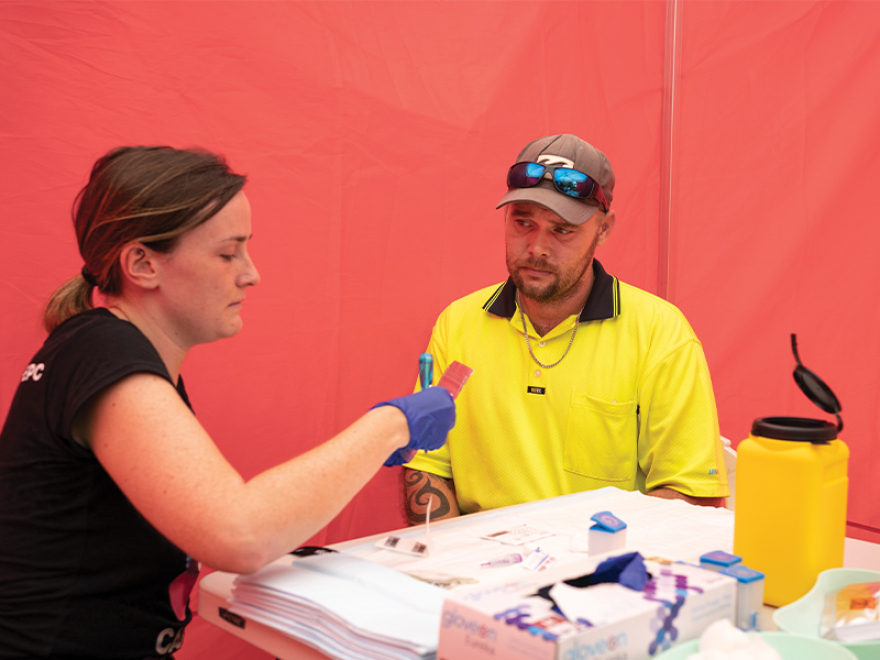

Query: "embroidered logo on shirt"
left=527, top=386, right=546, bottom=395
left=21, top=363, right=45, bottom=382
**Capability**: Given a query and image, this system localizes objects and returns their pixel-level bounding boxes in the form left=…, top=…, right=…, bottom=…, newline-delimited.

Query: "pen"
left=399, top=353, right=435, bottom=465
left=419, top=353, right=433, bottom=390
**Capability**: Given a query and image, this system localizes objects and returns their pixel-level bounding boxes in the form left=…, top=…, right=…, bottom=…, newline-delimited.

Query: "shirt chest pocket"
left=562, top=393, right=638, bottom=482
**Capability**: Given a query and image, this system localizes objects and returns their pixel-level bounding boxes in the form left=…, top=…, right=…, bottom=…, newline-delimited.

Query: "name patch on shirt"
left=527, top=386, right=546, bottom=395
left=219, top=607, right=246, bottom=629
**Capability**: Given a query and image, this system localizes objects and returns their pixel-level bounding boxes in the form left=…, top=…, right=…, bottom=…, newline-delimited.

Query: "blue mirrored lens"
left=553, top=168, right=592, bottom=198
left=524, top=162, right=544, bottom=180
left=508, top=162, right=546, bottom=187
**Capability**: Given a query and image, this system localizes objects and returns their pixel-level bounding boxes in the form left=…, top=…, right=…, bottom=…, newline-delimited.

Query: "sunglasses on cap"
left=507, top=162, right=609, bottom=213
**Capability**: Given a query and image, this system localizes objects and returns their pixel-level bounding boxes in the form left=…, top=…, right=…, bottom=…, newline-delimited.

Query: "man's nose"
left=528, top=229, right=552, bottom=257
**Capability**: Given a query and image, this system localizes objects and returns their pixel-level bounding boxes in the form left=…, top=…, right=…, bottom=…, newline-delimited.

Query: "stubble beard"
left=506, top=233, right=600, bottom=305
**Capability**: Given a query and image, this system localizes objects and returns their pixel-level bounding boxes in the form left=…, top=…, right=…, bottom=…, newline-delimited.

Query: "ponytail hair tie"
left=81, top=266, right=99, bottom=288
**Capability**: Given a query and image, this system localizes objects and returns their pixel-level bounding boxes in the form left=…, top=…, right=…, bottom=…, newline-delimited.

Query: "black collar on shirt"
left=482, top=259, right=620, bottom=322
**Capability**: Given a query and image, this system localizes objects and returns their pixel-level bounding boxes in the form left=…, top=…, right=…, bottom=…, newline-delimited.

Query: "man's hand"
left=647, top=487, right=725, bottom=508
left=403, top=468, right=460, bottom=525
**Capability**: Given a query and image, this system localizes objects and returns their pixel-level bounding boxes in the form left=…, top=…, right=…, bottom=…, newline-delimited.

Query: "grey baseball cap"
left=496, top=134, right=615, bottom=225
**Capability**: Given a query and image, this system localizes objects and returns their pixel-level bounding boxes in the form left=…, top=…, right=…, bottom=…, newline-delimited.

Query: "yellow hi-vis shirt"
left=405, top=260, right=728, bottom=514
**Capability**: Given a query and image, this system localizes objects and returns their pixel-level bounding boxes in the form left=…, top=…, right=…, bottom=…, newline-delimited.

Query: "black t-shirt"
left=0, top=309, right=196, bottom=659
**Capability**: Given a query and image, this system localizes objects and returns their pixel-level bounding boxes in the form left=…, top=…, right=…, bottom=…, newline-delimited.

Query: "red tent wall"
left=672, top=0, right=880, bottom=543
left=0, top=0, right=666, bottom=541
left=1, top=1, right=878, bottom=657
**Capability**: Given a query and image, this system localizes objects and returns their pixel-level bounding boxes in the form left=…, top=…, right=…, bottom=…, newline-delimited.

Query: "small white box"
left=589, top=527, right=626, bottom=555
left=588, top=510, right=627, bottom=555
left=719, top=565, right=765, bottom=630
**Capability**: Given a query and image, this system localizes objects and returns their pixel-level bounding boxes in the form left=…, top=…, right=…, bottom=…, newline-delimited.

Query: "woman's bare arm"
left=85, top=372, right=409, bottom=574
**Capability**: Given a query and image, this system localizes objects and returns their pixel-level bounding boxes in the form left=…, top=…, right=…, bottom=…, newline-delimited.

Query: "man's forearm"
left=403, top=468, right=461, bottom=525
left=647, top=486, right=725, bottom=508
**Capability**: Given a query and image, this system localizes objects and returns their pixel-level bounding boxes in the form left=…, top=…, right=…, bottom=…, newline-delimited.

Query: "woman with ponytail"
left=0, top=146, right=455, bottom=659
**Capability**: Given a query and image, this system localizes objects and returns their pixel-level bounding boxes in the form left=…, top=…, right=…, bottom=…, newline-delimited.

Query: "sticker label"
left=218, top=607, right=246, bottom=629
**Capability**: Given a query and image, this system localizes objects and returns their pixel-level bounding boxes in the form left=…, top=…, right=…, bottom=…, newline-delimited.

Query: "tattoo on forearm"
left=404, top=471, right=455, bottom=524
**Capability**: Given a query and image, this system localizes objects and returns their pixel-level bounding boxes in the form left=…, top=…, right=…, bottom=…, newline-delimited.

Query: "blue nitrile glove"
left=373, top=386, right=456, bottom=467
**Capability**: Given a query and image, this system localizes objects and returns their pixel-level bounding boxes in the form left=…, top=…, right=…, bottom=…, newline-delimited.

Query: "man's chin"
left=514, top=281, right=558, bottom=303
left=510, top=267, right=560, bottom=301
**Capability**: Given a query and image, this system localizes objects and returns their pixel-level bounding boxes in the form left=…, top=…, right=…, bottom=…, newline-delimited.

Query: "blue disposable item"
left=567, top=551, right=648, bottom=591
left=596, top=552, right=647, bottom=591
left=700, top=550, right=742, bottom=571
left=375, top=387, right=456, bottom=466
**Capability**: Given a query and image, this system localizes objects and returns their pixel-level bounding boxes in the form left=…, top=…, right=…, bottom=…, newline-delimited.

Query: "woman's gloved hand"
left=373, top=387, right=456, bottom=466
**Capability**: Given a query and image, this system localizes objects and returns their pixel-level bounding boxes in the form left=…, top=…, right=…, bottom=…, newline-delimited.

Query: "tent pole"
left=659, top=0, right=683, bottom=302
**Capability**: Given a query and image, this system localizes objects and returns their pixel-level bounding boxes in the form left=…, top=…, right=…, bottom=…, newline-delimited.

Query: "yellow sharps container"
left=733, top=335, right=848, bottom=608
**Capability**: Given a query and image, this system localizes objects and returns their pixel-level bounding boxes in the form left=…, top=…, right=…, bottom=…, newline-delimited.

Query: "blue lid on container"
left=700, top=550, right=742, bottom=567
left=720, top=565, right=765, bottom=583
left=590, top=511, right=626, bottom=532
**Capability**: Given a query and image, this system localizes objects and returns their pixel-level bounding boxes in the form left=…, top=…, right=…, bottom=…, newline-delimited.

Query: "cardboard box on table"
left=437, top=555, right=737, bottom=660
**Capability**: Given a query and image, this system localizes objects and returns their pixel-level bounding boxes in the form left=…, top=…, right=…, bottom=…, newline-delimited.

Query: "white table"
left=198, top=488, right=880, bottom=659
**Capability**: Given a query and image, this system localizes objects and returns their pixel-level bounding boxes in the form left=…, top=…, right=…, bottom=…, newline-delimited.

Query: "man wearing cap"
left=403, top=134, right=728, bottom=523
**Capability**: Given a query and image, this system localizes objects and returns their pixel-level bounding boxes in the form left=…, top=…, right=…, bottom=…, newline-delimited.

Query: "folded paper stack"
left=230, top=553, right=446, bottom=660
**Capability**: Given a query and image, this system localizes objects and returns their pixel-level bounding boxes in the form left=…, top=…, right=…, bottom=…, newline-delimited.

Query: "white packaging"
left=437, top=557, right=736, bottom=660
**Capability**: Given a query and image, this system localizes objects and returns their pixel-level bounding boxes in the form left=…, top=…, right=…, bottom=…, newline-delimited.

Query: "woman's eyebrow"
left=219, top=234, right=253, bottom=243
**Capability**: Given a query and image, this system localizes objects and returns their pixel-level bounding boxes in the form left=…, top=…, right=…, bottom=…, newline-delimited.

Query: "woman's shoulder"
left=43, top=308, right=160, bottom=366
left=53, top=307, right=139, bottom=337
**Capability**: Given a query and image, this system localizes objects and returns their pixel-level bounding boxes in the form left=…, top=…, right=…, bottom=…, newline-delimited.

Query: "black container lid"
left=751, top=416, right=838, bottom=443
left=752, top=335, right=843, bottom=445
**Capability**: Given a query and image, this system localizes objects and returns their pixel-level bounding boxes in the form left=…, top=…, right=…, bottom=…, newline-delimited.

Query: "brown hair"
left=43, top=146, right=246, bottom=332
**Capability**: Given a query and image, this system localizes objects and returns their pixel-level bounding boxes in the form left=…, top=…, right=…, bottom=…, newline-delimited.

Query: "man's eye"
left=220, top=254, right=235, bottom=261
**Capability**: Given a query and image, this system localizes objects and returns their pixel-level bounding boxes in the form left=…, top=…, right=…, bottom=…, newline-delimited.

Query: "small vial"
left=480, top=553, right=523, bottom=568
left=720, top=565, right=765, bottom=630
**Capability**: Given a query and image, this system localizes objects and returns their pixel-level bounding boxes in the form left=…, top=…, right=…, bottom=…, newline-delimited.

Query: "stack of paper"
left=229, top=553, right=446, bottom=660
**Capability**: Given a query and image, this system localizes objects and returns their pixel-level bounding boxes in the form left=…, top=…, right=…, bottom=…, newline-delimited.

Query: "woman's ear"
left=118, top=242, right=160, bottom=290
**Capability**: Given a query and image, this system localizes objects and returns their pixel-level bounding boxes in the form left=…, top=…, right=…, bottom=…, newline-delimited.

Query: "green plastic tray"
left=653, top=631, right=857, bottom=659
left=772, top=567, right=880, bottom=660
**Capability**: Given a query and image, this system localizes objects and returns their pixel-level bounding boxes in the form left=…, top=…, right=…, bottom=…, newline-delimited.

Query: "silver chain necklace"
left=516, top=291, right=583, bottom=369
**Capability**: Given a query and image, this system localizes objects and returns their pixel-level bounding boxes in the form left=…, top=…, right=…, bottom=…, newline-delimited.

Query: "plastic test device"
left=588, top=511, right=627, bottom=555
